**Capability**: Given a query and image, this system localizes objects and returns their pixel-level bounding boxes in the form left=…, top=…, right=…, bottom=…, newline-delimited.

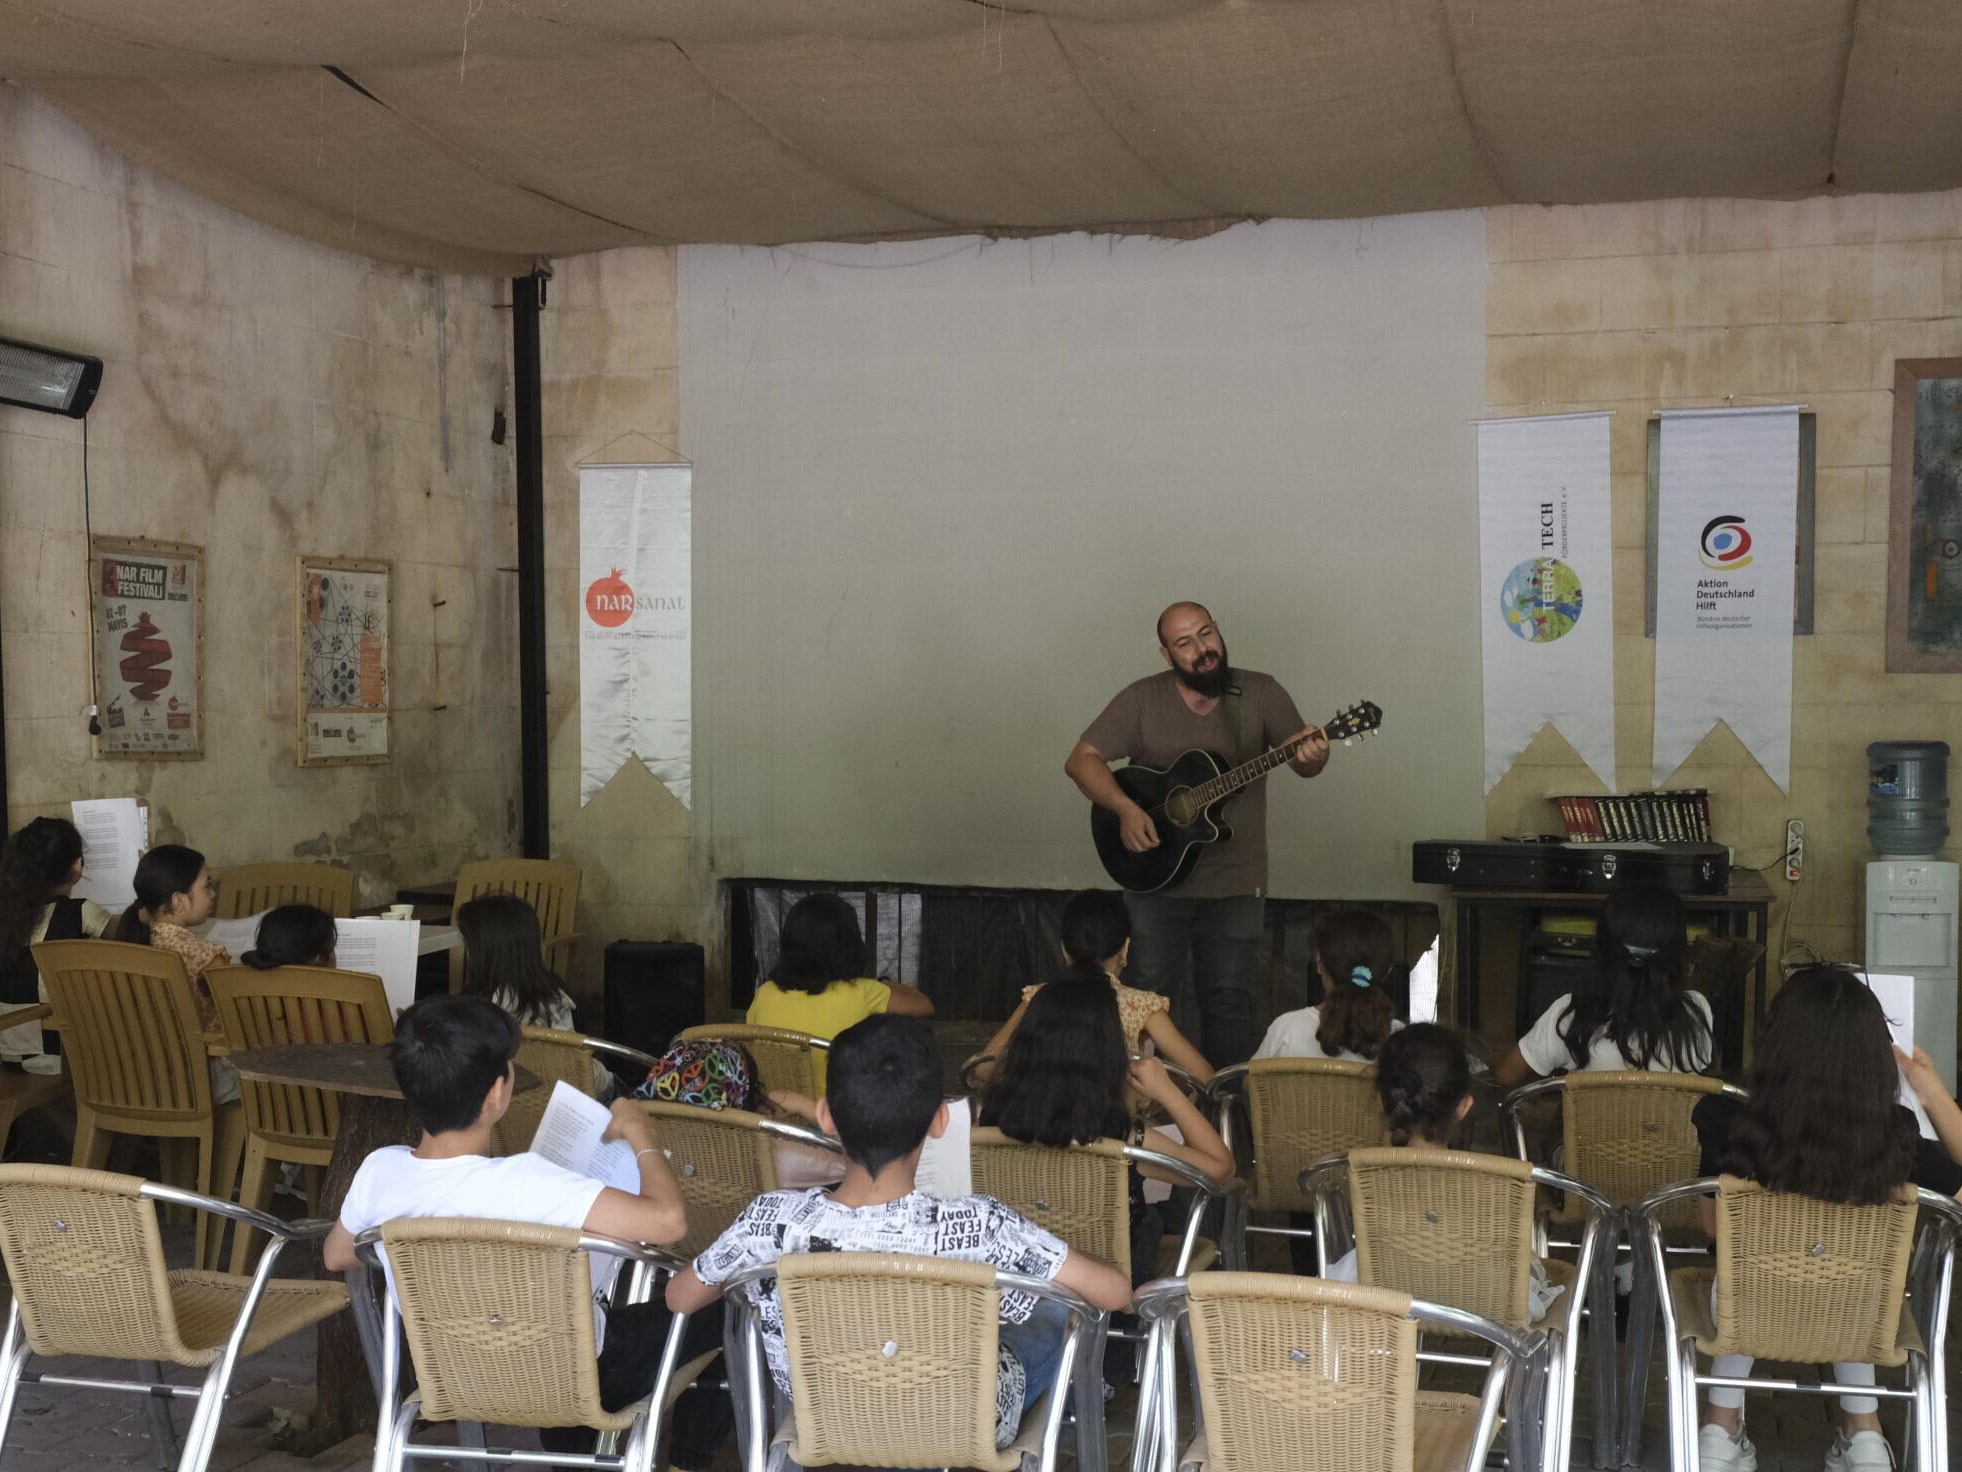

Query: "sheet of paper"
left=1141, top=1122, right=1184, bottom=1205
left=1408, top=934, right=1441, bottom=1025
left=333, top=918, right=423, bottom=1015
left=198, top=911, right=268, bottom=958
left=530, top=1080, right=640, bottom=1190
left=69, top=798, right=146, bottom=910
left=1864, top=972, right=1937, bottom=1141
left=915, top=1096, right=973, bottom=1199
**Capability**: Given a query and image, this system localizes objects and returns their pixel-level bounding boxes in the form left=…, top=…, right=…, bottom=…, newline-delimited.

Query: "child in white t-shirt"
left=1255, top=908, right=1406, bottom=1063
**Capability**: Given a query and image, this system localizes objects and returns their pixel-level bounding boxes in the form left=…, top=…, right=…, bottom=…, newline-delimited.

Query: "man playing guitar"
left=1065, top=602, right=1329, bottom=1065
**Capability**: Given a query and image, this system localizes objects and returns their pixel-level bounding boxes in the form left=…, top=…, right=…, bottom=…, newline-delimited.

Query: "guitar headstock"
left=1324, top=700, right=1383, bottom=745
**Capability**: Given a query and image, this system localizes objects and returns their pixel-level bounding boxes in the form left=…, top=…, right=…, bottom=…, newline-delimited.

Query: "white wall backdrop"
left=679, top=215, right=1488, bottom=899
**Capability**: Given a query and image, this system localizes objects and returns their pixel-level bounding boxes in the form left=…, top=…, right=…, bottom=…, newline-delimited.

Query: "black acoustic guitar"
left=1091, top=700, right=1384, bottom=893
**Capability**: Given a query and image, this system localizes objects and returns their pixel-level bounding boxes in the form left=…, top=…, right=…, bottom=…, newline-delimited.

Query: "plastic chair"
left=673, top=1024, right=829, bottom=1099
left=449, top=858, right=583, bottom=990
left=496, top=1026, right=660, bottom=1155
left=204, top=964, right=393, bottom=1272
left=1129, top=1274, right=1536, bottom=1472
left=0, top=1164, right=346, bottom=1472
left=719, top=1251, right=1104, bottom=1472
left=1502, top=1070, right=1745, bottom=1466
left=212, top=863, right=356, bottom=920
left=33, top=940, right=246, bottom=1272
left=638, top=1101, right=845, bottom=1258
left=1307, top=1147, right=1613, bottom=1472
left=1209, top=1058, right=1385, bottom=1265
left=1639, top=1176, right=1962, bottom=1472
left=357, top=1217, right=704, bottom=1472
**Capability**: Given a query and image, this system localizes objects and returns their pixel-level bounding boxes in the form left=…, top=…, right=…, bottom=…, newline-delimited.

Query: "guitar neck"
left=1190, top=731, right=1314, bottom=808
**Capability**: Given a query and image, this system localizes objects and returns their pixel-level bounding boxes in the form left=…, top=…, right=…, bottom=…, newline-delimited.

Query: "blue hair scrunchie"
left=1350, top=965, right=1372, bottom=988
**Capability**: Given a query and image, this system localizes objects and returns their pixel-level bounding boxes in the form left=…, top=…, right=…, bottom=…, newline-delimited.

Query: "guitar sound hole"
left=1164, top=788, right=1197, bottom=826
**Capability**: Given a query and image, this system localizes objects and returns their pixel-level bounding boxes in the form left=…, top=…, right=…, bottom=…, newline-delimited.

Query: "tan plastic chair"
left=0, top=1004, right=70, bottom=1155
left=673, top=1024, right=829, bottom=1099
left=205, top=964, right=393, bottom=1272
left=639, top=1101, right=845, bottom=1258
left=1640, top=1176, right=1962, bottom=1472
left=1308, top=1147, right=1613, bottom=1472
left=1130, top=1275, right=1532, bottom=1472
left=1502, top=1070, right=1745, bottom=1467
left=33, top=940, right=246, bottom=1272
left=449, top=858, right=583, bottom=990
left=494, top=1026, right=660, bottom=1155
left=719, top=1251, right=1103, bottom=1472
left=212, top=863, right=356, bottom=920
left=358, top=1218, right=702, bottom=1472
left=1210, top=1057, right=1385, bottom=1264
left=0, top=1164, right=346, bottom=1472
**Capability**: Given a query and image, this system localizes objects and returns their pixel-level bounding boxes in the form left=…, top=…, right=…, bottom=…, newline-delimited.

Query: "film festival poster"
left=296, top=555, right=391, bottom=766
left=89, top=536, right=204, bottom=759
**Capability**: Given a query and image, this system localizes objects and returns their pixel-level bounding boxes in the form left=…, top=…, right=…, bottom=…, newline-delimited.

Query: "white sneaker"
left=1824, top=1430, right=1895, bottom=1472
left=1699, top=1422, right=1759, bottom=1472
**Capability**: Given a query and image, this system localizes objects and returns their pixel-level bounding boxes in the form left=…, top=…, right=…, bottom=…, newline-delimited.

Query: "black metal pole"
left=512, top=272, right=548, bottom=859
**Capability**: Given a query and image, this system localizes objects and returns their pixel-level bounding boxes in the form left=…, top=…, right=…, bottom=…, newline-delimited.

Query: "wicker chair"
left=674, top=1025, right=829, bottom=1099
left=1210, top=1058, right=1385, bottom=1266
left=0, top=1004, right=70, bottom=1156
left=0, top=1164, right=346, bottom=1472
left=1129, top=1274, right=1534, bottom=1472
left=205, top=964, right=393, bottom=1272
left=212, top=863, right=356, bottom=920
left=450, top=858, right=583, bottom=990
left=495, top=1026, right=660, bottom=1155
left=638, top=1102, right=845, bottom=1258
left=358, top=1217, right=705, bottom=1472
left=1502, top=1070, right=1745, bottom=1467
left=33, top=940, right=247, bottom=1272
left=719, top=1251, right=1104, bottom=1472
left=1307, top=1147, right=1613, bottom=1472
left=1639, top=1177, right=1962, bottom=1472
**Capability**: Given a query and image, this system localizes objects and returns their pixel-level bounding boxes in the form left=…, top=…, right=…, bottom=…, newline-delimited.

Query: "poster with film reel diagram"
left=297, top=556, right=390, bottom=766
left=90, top=536, right=204, bottom=758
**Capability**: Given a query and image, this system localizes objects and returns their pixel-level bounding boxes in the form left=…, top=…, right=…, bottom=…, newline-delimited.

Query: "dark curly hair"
left=978, top=977, right=1130, bottom=1149
left=770, top=894, right=867, bottom=996
left=1374, top=1023, right=1471, bottom=1147
left=1718, top=965, right=1915, bottom=1205
left=1553, top=884, right=1710, bottom=1073
left=0, top=818, right=84, bottom=962
left=1313, top=908, right=1399, bottom=1061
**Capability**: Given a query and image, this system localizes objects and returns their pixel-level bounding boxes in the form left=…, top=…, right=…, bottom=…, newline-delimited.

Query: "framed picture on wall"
left=296, top=555, right=391, bottom=766
left=1888, top=359, right=1962, bottom=672
left=88, top=536, right=204, bottom=759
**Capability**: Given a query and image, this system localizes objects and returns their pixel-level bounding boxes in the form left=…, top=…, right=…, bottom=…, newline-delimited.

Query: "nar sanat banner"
left=579, top=463, right=692, bottom=808
left=1653, top=406, right=1799, bottom=792
left=1477, top=412, right=1615, bottom=793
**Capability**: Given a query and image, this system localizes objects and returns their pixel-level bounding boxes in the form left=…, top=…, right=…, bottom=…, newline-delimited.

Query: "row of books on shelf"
left=1553, top=789, right=1713, bottom=843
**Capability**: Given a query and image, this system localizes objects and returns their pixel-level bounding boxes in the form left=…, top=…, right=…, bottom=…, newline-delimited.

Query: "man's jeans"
left=1123, top=891, right=1266, bottom=1066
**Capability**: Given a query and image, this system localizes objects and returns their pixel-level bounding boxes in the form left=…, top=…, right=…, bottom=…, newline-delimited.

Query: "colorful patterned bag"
left=632, top=1038, right=760, bottom=1111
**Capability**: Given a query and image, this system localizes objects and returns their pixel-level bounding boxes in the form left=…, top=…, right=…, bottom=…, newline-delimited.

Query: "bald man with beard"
left=1065, top=602, right=1328, bottom=1066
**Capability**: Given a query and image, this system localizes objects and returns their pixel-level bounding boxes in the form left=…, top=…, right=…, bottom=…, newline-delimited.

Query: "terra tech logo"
left=584, top=568, right=635, bottom=628
left=1699, top=514, right=1753, bottom=571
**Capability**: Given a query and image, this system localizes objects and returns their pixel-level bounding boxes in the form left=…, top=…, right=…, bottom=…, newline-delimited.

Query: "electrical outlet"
left=1785, top=818, right=1805, bottom=882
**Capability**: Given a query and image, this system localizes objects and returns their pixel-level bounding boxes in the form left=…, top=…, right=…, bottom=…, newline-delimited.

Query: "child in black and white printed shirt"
left=668, top=1014, right=1132, bottom=1448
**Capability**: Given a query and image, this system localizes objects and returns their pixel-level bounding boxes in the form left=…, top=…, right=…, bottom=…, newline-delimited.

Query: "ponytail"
left=117, top=845, right=206, bottom=948
left=1374, top=1023, right=1471, bottom=1148
left=1058, top=890, right=1129, bottom=979
left=1313, top=908, right=1400, bottom=1061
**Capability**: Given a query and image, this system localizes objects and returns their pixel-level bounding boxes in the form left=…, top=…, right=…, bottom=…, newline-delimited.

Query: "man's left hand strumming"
left=1285, top=724, right=1330, bottom=776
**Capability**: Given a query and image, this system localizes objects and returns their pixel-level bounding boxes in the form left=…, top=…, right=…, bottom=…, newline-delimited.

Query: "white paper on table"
left=1408, top=935, right=1441, bottom=1025
left=1863, top=971, right=1937, bottom=1141
left=1141, top=1123, right=1185, bottom=1205
left=530, top=1080, right=641, bottom=1190
left=199, top=912, right=268, bottom=958
left=70, top=798, right=146, bottom=910
left=916, top=1097, right=973, bottom=1199
left=333, top=918, right=423, bottom=1016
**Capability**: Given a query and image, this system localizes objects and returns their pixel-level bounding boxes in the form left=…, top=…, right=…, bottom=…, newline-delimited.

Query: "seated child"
left=0, top=816, right=113, bottom=1060
left=323, top=996, right=720, bottom=1463
left=1255, top=907, right=1405, bottom=1062
left=981, top=889, right=1213, bottom=1085
left=666, top=1014, right=1132, bottom=1449
left=240, top=903, right=338, bottom=970
left=457, top=892, right=610, bottom=1094
left=116, top=845, right=236, bottom=1102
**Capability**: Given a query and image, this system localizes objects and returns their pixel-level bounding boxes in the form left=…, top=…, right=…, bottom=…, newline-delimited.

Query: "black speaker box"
left=604, top=941, right=706, bottom=1058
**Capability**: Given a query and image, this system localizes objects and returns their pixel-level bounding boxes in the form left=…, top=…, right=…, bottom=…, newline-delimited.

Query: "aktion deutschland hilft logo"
left=1699, top=515, right=1753, bottom=571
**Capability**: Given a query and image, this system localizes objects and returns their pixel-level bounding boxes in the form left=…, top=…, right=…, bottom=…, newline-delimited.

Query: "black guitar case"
left=1411, top=839, right=1730, bottom=895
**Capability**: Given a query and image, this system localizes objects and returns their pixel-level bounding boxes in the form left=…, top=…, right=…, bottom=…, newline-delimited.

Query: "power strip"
left=1785, top=818, right=1805, bottom=882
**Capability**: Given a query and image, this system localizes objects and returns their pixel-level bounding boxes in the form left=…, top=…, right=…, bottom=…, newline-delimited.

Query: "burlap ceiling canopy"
left=3, top=0, right=1959, bottom=273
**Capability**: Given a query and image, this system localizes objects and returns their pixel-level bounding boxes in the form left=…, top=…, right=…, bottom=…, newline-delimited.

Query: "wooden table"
left=1447, top=869, right=1773, bottom=1074
left=228, top=1044, right=537, bottom=1455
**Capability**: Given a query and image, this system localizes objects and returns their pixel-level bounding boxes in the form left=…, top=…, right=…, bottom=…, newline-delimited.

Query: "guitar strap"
left=1222, top=680, right=1248, bottom=762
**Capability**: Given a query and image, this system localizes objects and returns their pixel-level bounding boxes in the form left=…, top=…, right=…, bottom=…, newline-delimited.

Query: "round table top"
left=228, top=1042, right=537, bottom=1099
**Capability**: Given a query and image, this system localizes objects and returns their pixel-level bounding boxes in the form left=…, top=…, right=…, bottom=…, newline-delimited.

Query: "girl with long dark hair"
left=1494, top=883, right=1712, bottom=1089
left=1691, top=966, right=1962, bottom=1472
left=457, top=892, right=617, bottom=1093
left=746, top=893, right=933, bottom=1093
left=1255, top=907, right=1404, bottom=1062
left=980, top=890, right=1213, bottom=1085
left=0, top=817, right=113, bottom=1059
left=117, top=844, right=227, bottom=1017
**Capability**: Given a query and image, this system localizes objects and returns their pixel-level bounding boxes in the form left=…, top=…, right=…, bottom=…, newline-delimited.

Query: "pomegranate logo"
left=585, top=568, right=635, bottom=628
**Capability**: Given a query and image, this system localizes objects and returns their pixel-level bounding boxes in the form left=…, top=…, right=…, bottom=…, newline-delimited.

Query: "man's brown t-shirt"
left=1080, top=669, right=1306, bottom=899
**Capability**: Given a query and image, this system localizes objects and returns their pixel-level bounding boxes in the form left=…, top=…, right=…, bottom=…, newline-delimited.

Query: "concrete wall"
left=0, top=86, right=520, bottom=902
left=1484, top=194, right=1962, bottom=965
